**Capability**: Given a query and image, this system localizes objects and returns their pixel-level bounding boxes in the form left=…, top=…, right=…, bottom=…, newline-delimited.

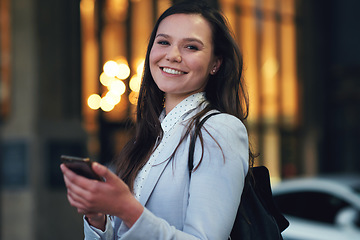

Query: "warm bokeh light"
left=117, top=63, right=131, bottom=79
left=136, top=59, right=145, bottom=75
left=89, top=58, right=131, bottom=112
left=103, top=60, right=119, bottom=77
left=100, top=72, right=115, bottom=87
left=108, top=79, right=126, bottom=95
left=129, top=91, right=138, bottom=105
left=115, top=57, right=130, bottom=79
left=100, top=97, right=115, bottom=112
left=87, top=94, right=101, bottom=110
left=129, top=74, right=141, bottom=92
left=104, top=91, right=121, bottom=105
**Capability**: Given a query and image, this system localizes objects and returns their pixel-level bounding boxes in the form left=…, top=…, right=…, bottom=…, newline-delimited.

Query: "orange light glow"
left=103, top=91, right=121, bottom=105
left=129, top=74, right=141, bottom=92
left=100, top=72, right=115, bottom=87
left=103, top=60, right=120, bottom=77
left=100, top=97, right=115, bottom=112
left=108, top=79, right=126, bottom=95
left=136, top=59, right=145, bottom=75
left=87, top=94, right=101, bottom=110
left=129, top=91, right=138, bottom=105
left=117, top=63, right=131, bottom=79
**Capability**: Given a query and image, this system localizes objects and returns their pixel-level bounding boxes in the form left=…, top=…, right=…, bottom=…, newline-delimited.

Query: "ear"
left=210, top=57, right=223, bottom=75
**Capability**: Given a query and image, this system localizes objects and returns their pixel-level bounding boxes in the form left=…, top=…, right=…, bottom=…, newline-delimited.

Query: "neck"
left=164, top=91, right=204, bottom=115
left=164, top=95, right=181, bottom=115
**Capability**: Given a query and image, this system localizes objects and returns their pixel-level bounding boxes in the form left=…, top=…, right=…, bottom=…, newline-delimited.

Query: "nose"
left=166, top=46, right=182, bottom=63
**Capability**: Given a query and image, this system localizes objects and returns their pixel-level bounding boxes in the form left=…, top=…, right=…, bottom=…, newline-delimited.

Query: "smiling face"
left=149, top=14, right=221, bottom=109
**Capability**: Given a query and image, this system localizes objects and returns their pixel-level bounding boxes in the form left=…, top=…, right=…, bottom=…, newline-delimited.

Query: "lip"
left=160, top=66, right=188, bottom=75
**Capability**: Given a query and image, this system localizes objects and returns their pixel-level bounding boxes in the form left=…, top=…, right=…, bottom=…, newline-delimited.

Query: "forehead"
left=156, top=14, right=213, bottom=43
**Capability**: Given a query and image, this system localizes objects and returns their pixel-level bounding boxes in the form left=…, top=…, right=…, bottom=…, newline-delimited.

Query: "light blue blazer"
left=84, top=107, right=249, bottom=240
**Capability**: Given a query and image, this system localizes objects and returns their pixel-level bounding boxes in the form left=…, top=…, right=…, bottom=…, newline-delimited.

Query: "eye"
left=157, top=40, right=170, bottom=46
left=186, top=45, right=199, bottom=51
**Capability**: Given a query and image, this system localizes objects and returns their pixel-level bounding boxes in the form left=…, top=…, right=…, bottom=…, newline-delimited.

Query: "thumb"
left=92, top=162, right=115, bottom=182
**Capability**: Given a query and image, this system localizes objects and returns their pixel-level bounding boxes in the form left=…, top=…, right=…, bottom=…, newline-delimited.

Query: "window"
left=274, top=191, right=349, bottom=224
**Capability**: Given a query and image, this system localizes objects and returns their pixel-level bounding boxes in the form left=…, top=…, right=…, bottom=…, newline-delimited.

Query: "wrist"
left=85, top=214, right=106, bottom=231
left=119, top=195, right=144, bottom=228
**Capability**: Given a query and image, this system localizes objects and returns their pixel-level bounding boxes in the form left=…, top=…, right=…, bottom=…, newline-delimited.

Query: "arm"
left=183, top=113, right=249, bottom=238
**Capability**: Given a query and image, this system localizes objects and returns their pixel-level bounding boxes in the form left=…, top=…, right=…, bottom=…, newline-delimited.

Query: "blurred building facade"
left=0, top=0, right=359, bottom=239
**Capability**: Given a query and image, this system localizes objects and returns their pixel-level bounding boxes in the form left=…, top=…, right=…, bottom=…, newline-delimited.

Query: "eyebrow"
left=155, top=33, right=204, bottom=46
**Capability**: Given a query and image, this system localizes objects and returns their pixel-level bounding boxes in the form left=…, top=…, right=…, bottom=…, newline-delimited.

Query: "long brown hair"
left=114, top=1, right=252, bottom=191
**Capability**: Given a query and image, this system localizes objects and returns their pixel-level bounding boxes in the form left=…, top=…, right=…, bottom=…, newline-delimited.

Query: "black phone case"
left=61, top=155, right=102, bottom=181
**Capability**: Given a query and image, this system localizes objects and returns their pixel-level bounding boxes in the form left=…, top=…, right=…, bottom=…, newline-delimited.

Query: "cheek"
left=149, top=46, right=162, bottom=65
left=149, top=49, right=155, bottom=66
left=184, top=51, right=213, bottom=72
left=149, top=50, right=158, bottom=73
left=149, top=49, right=163, bottom=79
left=188, top=58, right=211, bottom=76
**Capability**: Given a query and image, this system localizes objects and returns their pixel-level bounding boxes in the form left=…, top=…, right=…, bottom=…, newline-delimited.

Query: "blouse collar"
left=159, top=92, right=206, bottom=133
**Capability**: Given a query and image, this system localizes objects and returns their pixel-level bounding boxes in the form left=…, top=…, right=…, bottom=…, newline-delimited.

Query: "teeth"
left=162, top=67, right=184, bottom=75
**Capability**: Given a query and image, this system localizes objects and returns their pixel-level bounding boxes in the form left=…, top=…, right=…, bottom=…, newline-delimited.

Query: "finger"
left=67, top=189, right=102, bottom=214
left=85, top=212, right=105, bottom=219
left=62, top=163, right=99, bottom=189
left=77, top=208, right=86, bottom=214
left=60, top=163, right=69, bottom=174
left=77, top=208, right=93, bottom=215
left=62, top=175, right=98, bottom=213
left=64, top=177, right=93, bottom=206
left=61, top=163, right=80, bottom=182
left=63, top=173, right=93, bottom=203
left=61, top=165, right=87, bottom=208
left=66, top=186, right=88, bottom=205
left=92, top=162, right=116, bottom=183
left=67, top=189, right=88, bottom=210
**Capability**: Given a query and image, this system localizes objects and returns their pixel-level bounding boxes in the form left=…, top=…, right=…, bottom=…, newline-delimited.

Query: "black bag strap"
left=188, top=112, right=220, bottom=176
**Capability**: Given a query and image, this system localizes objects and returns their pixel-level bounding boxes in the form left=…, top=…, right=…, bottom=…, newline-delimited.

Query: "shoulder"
left=193, top=111, right=249, bottom=180
left=197, top=111, right=249, bottom=152
left=202, top=112, right=247, bottom=136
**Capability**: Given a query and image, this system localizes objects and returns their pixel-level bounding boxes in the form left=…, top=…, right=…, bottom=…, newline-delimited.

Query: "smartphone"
left=60, top=155, right=102, bottom=181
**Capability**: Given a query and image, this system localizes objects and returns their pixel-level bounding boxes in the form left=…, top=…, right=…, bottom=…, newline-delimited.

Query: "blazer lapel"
left=138, top=157, right=171, bottom=206
left=139, top=127, right=183, bottom=206
left=116, top=150, right=174, bottom=237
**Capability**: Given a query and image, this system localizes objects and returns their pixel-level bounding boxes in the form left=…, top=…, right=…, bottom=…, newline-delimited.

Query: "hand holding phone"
left=60, top=155, right=103, bottom=181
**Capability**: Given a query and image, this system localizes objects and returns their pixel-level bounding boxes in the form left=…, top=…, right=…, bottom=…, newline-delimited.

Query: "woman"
left=61, top=1, right=252, bottom=239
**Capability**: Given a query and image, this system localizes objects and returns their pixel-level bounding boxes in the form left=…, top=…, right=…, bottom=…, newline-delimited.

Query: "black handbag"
left=188, top=113, right=289, bottom=240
